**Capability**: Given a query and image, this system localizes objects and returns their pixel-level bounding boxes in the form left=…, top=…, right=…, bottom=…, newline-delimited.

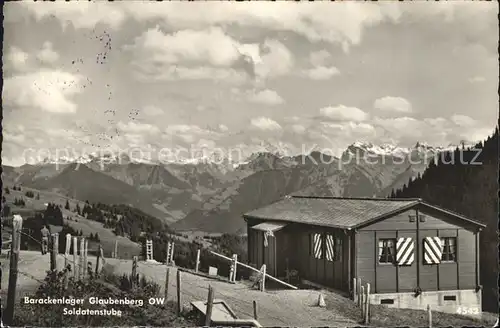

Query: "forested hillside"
left=392, top=126, right=498, bottom=312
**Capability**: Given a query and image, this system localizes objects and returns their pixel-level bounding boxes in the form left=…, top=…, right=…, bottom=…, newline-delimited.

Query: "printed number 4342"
left=456, top=307, right=479, bottom=315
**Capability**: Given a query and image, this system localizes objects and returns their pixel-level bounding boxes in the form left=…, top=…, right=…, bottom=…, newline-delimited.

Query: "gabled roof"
left=243, top=196, right=486, bottom=230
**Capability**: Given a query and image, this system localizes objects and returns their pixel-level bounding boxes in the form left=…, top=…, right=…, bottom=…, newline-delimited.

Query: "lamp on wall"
left=264, top=229, right=274, bottom=247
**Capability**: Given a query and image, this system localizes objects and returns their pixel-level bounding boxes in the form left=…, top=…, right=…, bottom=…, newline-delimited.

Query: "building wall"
left=369, top=289, right=482, bottom=316
left=356, top=207, right=480, bottom=294
left=294, top=225, right=349, bottom=291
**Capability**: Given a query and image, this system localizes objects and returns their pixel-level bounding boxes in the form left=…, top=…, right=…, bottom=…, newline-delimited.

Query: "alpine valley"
left=1, top=142, right=470, bottom=235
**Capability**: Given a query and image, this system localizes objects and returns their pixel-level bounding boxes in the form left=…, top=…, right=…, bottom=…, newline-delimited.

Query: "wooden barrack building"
left=243, top=196, right=485, bottom=313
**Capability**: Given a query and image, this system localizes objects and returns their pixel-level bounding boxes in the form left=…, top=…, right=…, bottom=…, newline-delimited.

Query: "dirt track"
left=2, top=251, right=358, bottom=327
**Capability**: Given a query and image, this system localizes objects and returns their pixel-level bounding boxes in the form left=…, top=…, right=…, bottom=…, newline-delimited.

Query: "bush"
left=25, top=191, right=35, bottom=198
left=12, top=266, right=195, bottom=327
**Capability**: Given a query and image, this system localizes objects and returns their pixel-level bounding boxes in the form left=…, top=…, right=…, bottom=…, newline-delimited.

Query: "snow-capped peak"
left=345, top=140, right=478, bottom=158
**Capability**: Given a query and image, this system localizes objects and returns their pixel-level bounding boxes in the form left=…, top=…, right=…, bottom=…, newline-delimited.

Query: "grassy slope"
left=3, top=186, right=141, bottom=258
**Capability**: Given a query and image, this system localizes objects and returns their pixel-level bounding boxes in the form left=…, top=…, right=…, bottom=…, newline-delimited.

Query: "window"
left=311, top=233, right=323, bottom=259
left=378, top=239, right=396, bottom=264
left=325, top=234, right=334, bottom=261
left=441, top=237, right=457, bottom=262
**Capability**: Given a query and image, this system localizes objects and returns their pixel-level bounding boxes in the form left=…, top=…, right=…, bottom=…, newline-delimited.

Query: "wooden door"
left=262, top=231, right=277, bottom=277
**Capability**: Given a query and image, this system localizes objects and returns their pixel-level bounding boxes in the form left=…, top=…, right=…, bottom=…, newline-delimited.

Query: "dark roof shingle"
left=244, top=196, right=486, bottom=229
left=244, top=196, right=419, bottom=229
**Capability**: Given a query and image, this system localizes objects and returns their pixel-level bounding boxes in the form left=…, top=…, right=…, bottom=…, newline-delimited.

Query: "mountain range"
left=2, top=141, right=469, bottom=234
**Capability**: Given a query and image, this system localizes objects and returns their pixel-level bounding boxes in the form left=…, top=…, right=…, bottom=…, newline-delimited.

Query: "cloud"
left=36, top=41, right=60, bottom=64
left=291, top=124, right=306, bottom=134
left=19, top=2, right=127, bottom=30
left=254, top=39, right=294, bottom=80
left=117, top=121, right=160, bottom=134
left=250, top=117, right=282, bottom=131
left=126, top=26, right=292, bottom=82
left=247, top=89, right=284, bottom=106
left=134, top=66, right=247, bottom=83
left=163, top=124, right=223, bottom=144
left=3, top=69, right=84, bottom=113
left=302, top=66, right=340, bottom=80
left=129, top=26, right=242, bottom=67
left=309, top=50, right=331, bottom=67
left=374, top=96, right=412, bottom=113
left=20, top=2, right=405, bottom=50
left=143, top=105, right=163, bottom=116
left=218, top=124, right=229, bottom=132
left=319, top=105, right=369, bottom=122
left=450, top=114, right=477, bottom=127
left=3, top=131, right=26, bottom=145
left=373, top=116, right=492, bottom=146
left=6, top=47, right=29, bottom=71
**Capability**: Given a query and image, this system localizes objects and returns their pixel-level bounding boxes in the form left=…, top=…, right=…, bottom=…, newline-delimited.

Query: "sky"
left=2, top=2, right=499, bottom=166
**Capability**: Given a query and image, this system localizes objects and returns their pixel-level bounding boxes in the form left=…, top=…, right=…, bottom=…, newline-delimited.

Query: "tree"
left=389, top=189, right=396, bottom=198
left=65, top=200, right=70, bottom=210
left=4, top=187, right=10, bottom=194
left=2, top=204, right=11, bottom=217
left=36, top=193, right=40, bottom=200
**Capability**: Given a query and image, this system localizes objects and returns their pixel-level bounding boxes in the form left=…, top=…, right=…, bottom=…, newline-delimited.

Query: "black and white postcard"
left=1, top=2, right=498, bottom=327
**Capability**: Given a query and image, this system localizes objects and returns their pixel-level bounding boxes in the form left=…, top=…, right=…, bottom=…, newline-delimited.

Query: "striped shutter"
left=424, top=237, right=443, bottom=264
left=396, top=237, right=414, bottom=266
left=325, top=234, right=334, bottom=261
left=313, top=233, right=322, bottom=259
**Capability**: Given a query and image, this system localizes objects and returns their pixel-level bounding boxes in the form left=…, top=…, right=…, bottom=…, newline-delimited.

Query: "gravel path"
left=105, top=258, right=358, bottom=327
left=2, top=252, right=357, bottom=327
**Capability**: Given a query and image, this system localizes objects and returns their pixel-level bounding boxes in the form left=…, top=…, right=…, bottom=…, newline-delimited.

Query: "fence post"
left=360, top=285, right=365, bottom=317
left=170, top=242, right=175, bottom=265
left=353, top=278, right=357, bottom=302
left=79, top=238, right=85, bottom=280
left=73, top=237, right=79, bottom=280
left=176, top=269, right=182, bottom=315
left=95, top=245, right=102, bottom=275
left=83, top=239, right=88, bottom=278
left=253, top=300, right=258, bottom=320
left=233, top=254, right=238, bottom=282
left=427, top=304, right=432, bottom=328
left=114, top=240, right=118, bottom=259
left=260, top=264, right=267, bottom=292
left=364, top=283, right=370, bottom=324
left=165, top=267, right=170, bottom=300
left=132, top=256, right=138, bottom=288
left=166, top=242, right=171, bottom=265
left=205, top=285, right=214, bottom=326
left=50, top=233, right=59, bottom=271
left=195, top=249, right=201, bottom=273
left=146, top=239, right=153, bottom=261
left=64, top=233, right=71, bottom=268
left=229, top=257, right=235, bottom=282
left=4, top=215, right=22, bottom=325
left=357, top=279, right=363, bottom=307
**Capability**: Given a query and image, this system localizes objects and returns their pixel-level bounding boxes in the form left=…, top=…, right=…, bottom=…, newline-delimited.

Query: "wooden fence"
left=209, top=250, right=297, bottom=291
left=352, top=277, right=434, bottom=327
left=2, top=215, right=106, bottom=325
